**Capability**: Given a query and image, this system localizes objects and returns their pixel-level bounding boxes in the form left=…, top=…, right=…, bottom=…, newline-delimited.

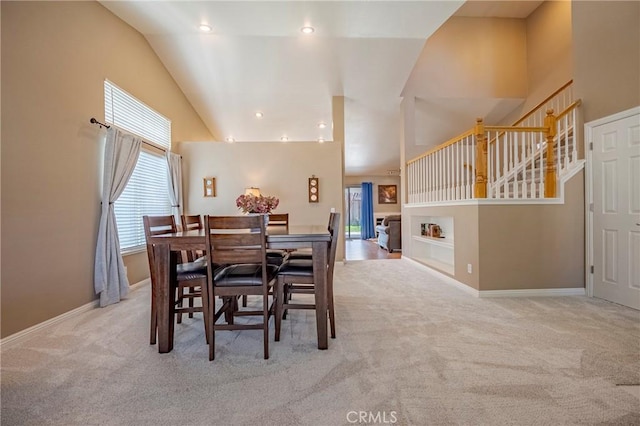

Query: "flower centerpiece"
left=235, top=193, right=279, bottom=214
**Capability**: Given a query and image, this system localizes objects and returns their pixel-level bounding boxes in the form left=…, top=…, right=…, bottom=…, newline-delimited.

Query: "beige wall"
left=507, top=0, right=573, bottom=125
left=178, top=141, right=345, bottom=261
left=572, top=0, right=640, bottom=122
left=1, top=1, right=212, bottom=338
left=478, top=171, right=585, bottom=291
left=344, top=175, right=402, bottom=216
left=407, top=16, right=528, bottom=98
left=525, top=0, right=573, bottom=113
left=500, top=1, right=573, bottom=125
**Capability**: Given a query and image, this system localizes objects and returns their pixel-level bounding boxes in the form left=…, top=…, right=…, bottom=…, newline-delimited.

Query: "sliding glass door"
left=344, top=186, right=362, bottom=239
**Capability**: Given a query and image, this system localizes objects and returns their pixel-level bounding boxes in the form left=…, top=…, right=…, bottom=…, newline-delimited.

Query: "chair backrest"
left=181, top=214, right=204, bottom=261
left=268, top=213, right=289, bottom=230
left=327, top=212, right=341, bottom=275
left=144, top=215, right=178, bottom=238
left=181, top=214, right=202, bottom=231
left=143, top=215, right=178, bottom=281
left=204, top=215, right=268, bottom=268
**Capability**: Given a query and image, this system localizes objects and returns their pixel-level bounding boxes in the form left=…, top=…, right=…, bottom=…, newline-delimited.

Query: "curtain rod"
left=90, top=117, right=110, bottom=129
left=89, top=117, right=175, bottom=156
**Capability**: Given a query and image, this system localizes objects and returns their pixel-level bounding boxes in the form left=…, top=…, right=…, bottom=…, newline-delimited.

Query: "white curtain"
left=94, top=128, right=142, bottom=307
left=166, top=152, right=183, bottom=225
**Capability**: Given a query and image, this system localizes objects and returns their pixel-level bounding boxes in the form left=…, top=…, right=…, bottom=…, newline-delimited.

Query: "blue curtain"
left=360, top=182, right=375, bottom=239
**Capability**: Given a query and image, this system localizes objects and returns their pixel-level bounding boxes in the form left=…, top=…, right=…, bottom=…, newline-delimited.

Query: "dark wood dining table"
left=148, top=224, right=331, bottom=353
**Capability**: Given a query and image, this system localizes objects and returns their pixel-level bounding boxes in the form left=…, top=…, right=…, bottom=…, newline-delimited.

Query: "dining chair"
left=239, top=212, right=289, bottom=308
left=274, top=212, right=340, bottom=342
left=181, top=214, right=205, bottom=262
left=266, top=212, right=290, bottom=265
left=203, top=214, right=279, bottom=360
left=286, top=211, right=334, bottom=261
left=143, top=215, right=206, bottom=344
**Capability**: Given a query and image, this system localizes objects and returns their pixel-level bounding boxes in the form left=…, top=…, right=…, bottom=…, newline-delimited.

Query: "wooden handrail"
left=556, top=99, right=582, bottom=120
left=406, top=128, right=475, bottom=165
left=484, top=126, right=548, bottom=132
left=511, top=80, right=573, bottom=126
left=406, top=83, right=575, bottom=166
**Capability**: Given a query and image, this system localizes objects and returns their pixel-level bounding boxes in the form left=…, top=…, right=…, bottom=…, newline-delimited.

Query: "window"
left=104, top=80, right=172, bottom=252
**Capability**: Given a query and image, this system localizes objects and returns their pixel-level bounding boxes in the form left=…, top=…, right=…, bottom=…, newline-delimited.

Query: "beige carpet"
left=2, top=259, right=639, bottom=425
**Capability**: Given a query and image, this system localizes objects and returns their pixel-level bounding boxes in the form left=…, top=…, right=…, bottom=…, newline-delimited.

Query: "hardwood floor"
left=345, top=238, right=402, bottom=261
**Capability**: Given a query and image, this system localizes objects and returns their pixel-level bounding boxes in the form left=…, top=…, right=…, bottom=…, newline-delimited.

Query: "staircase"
left=406, top=81, right=583, bottom=204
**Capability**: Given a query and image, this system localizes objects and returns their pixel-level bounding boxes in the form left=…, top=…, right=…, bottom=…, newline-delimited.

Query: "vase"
left=245, top=211, right=269, bottom=226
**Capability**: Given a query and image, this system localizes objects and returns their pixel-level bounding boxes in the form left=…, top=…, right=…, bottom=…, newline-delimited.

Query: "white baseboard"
left=478, top=287, right=586, bottom=298
left=404, top=256, right=480, bottom=296
left=0, top=278, right=150, bottom=351
left=404, top=256, right=586, bottom=298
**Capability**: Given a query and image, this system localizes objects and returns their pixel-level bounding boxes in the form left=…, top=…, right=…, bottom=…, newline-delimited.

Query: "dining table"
left=148, top=223, right=332, bottom=353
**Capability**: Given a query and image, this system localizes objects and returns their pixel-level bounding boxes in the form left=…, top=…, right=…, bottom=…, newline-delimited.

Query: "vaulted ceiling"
left=101, top=1, right=543, bottom=176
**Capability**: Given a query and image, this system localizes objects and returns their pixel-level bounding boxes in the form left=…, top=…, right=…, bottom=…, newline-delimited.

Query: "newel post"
left=474, top=118, right=487, bottom=198
left=544, top=109, right=557, bottom=198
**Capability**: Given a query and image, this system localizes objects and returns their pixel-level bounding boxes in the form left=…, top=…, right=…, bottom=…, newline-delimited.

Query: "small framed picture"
left=308, top=176, right=319, bottom=203
left=378, top=184, right=397, bottom=204
left=203, top=177, right=216, bottom=197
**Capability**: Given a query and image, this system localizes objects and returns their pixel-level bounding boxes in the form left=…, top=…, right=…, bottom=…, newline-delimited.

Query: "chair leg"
left=188, top=287, right=195, bottom=318
left=275, top=277, right=284, bottom=341
left=150, top=288, right=157, bottom=345
left=209, top=289, right=216, bottom=361
left=209, top=324, right=215, bottom=361
left=222, top=297, right=234, bottom=324
left=263, top=292, right=269, bottom=359
left=201, top=282, right=210, bottom=345
left=282, top=283, right=290, bottom=320
left=176, top=286, right=184, bottom=324
left=242, top=294, right=248, bottom=307
left=328, top=291, right=336, bottom=339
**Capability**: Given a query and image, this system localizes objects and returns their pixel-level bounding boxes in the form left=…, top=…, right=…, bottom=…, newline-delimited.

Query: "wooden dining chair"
left=240, top=213, right=289, bottom=308
left=181, top=214, right=205, bottom=262
left=203, top=214, right=279, bottom=360
left=274, top=212, right=340, bottom=342
left=143, top=215, right=206, bottom=344
left=286, top=211, right=334, bottom=260
left=266, top=212, right=290, bottom=265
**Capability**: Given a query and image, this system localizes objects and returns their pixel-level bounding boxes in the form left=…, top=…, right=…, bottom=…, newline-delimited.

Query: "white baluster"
left=571, top=108, right=577, bottom=166
left=457, top=141, right=461, bottom=200
left=467, top=135, right=471, bottom=199
left=490, top=131, right=495, bottom=191
left=538, top=134, right=544, bottom=198
left=563, top=114, right=569, bottom=169
left=448, top=146, right=452, bottom=201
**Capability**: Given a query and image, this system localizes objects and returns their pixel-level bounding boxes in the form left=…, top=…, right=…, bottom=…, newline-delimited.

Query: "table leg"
left=154, top=243, right=175, bottom=353
left=312, top=241, right=328, bottom=349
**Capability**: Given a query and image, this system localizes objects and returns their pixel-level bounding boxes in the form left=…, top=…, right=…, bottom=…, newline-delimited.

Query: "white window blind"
left=104, top=80, right=172, bottom=251
left=104, top=80, right=171, bottom=150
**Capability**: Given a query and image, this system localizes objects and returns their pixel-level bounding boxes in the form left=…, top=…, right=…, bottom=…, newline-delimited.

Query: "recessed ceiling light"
left=199, top=24, right=212, bottom=32
left=225, top=137, right=235, bottom=143
left=281, top=136, right=289, bottom=142
left=318, top=122, right=327, bottom=129
left=301, top=26, right=315, bottom=34
left=318, top=137, right=325, bottom=143
left=255, top=111, right=263, bottom=118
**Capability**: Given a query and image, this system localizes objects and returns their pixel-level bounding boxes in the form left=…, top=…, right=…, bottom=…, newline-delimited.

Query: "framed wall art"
left=308, top=176, right=319, bottom=203
left=203, top=177, right=216, bottom=197
left=378, top=184, right=397, bottom=204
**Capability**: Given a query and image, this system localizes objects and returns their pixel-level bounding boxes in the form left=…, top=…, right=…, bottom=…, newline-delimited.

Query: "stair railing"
left=406, top=87, right=581, bottom=203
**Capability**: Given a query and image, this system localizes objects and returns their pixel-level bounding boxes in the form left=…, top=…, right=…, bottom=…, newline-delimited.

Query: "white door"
left=591, top=109, right=640, bottom=309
